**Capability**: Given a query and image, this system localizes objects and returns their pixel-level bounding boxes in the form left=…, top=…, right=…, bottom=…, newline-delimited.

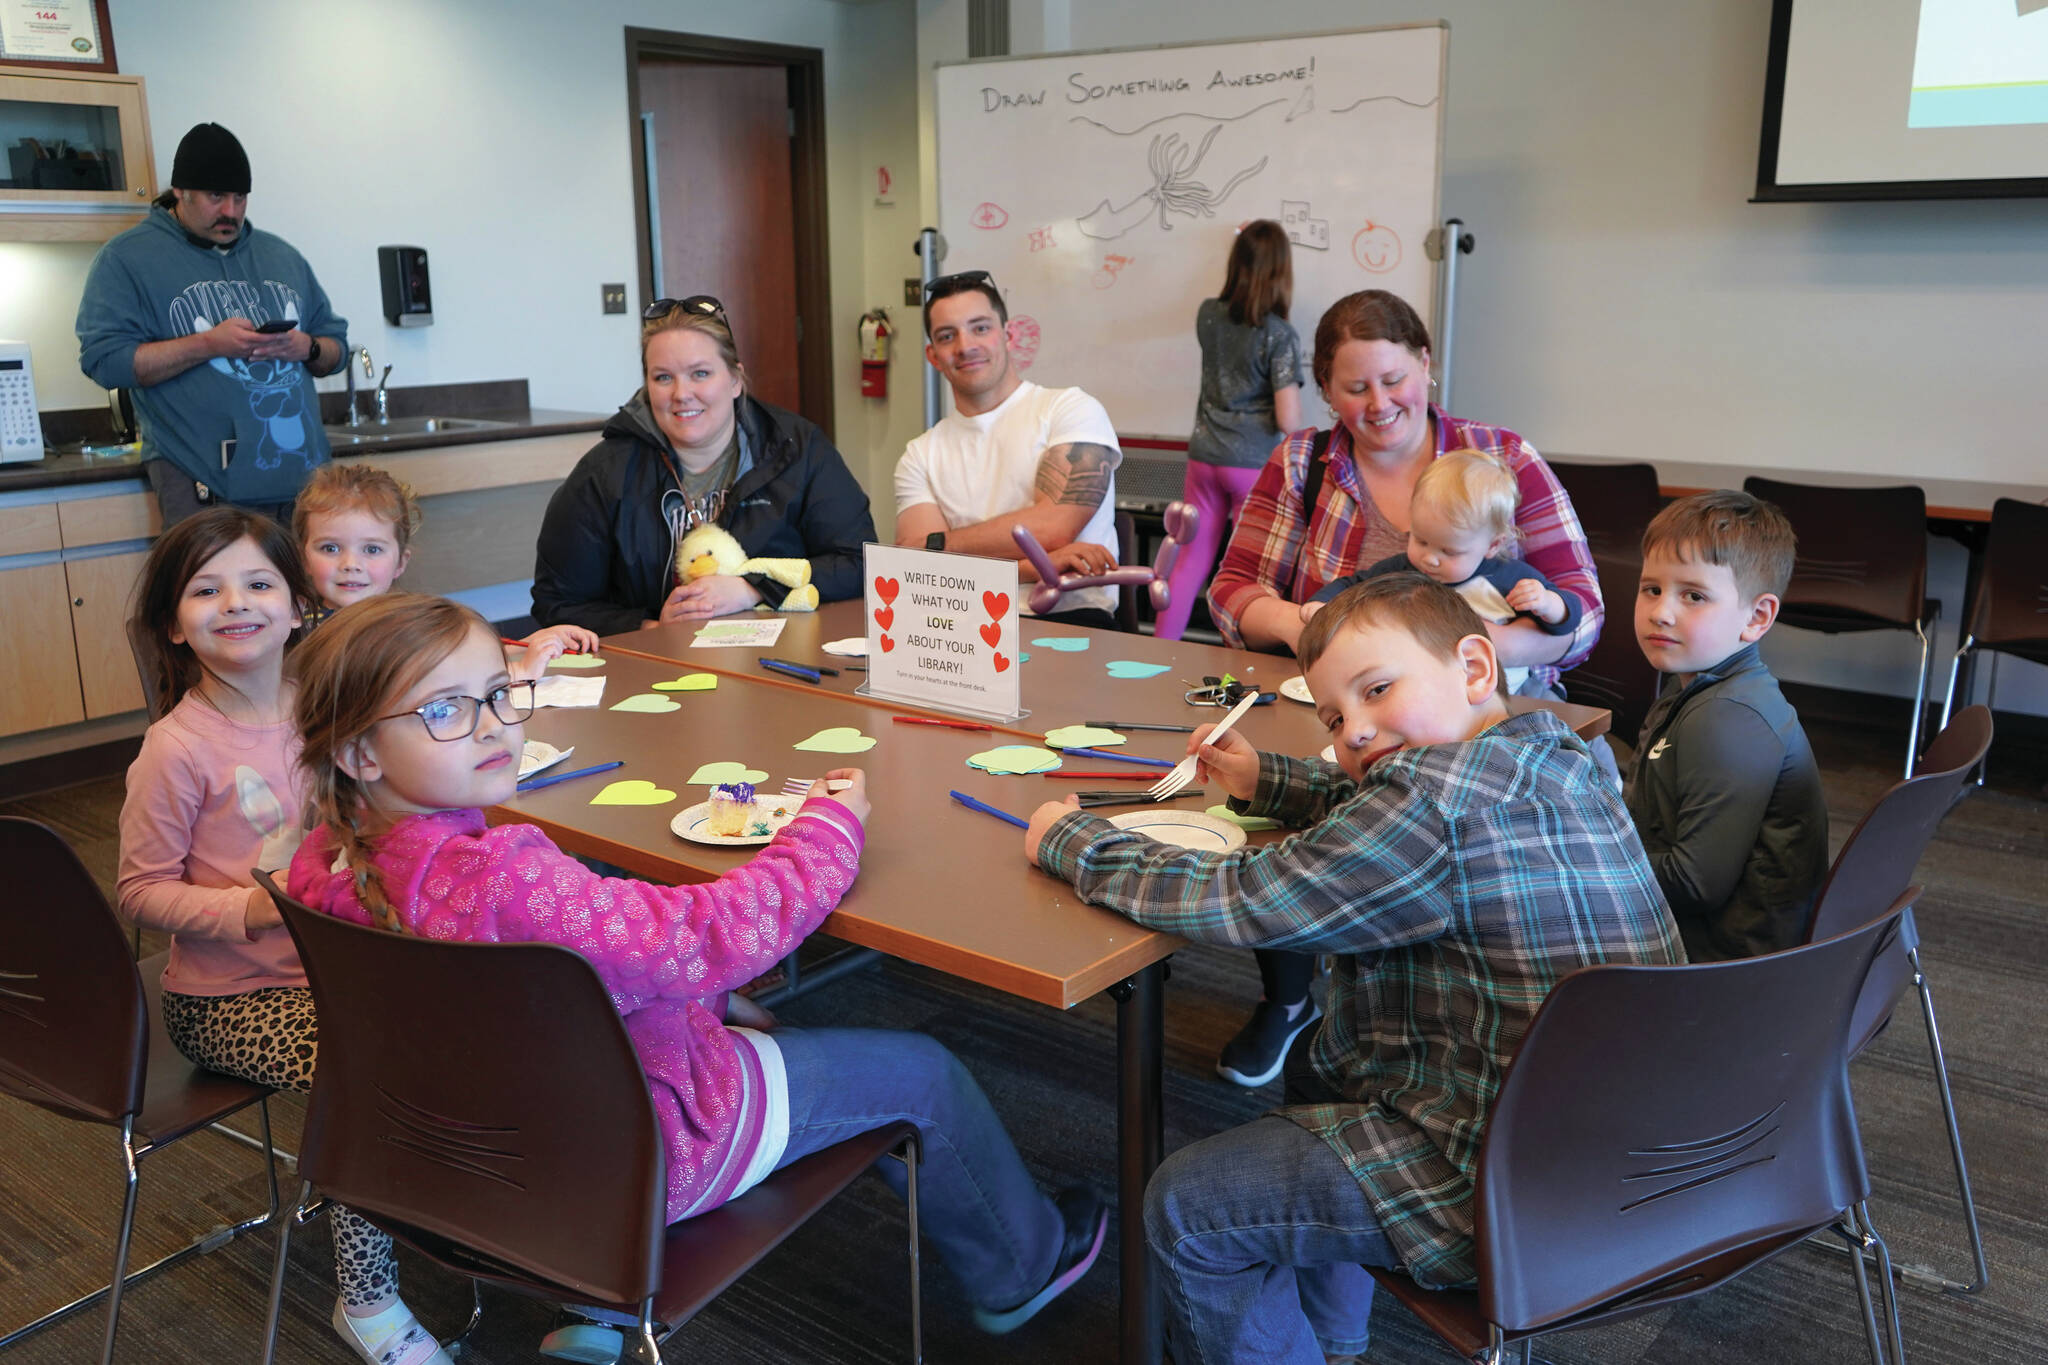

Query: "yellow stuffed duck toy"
left=676, top=523, right=819, bottom=612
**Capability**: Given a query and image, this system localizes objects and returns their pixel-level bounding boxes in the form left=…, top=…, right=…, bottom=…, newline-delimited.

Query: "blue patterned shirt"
left=1039, top=710, right=1682, bottom=1287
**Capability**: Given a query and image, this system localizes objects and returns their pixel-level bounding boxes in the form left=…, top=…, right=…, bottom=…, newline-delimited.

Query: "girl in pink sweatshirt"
left=285, top=593, right=1107, bottom=1351
left=117, top=508, right=444, bottom=1365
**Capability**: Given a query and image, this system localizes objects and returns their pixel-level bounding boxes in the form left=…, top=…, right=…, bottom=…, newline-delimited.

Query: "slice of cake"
left=705, top=781, right=760, bottom=837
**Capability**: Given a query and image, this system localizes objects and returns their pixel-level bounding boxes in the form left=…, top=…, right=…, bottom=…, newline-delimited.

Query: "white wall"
left=6, top=0, right=927, bottom=509
left=920, top=0, right=2047, bottom=719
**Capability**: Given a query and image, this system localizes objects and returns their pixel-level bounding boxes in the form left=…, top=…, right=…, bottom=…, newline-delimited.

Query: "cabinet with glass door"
left=0, top=64, right=154, bottom=242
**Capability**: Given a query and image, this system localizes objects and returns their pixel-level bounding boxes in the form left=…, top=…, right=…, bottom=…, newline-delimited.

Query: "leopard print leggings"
left=161, top=987, right=398, bottom=1307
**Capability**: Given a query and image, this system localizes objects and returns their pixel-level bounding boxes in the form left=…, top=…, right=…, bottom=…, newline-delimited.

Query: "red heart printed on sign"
left=880, top=634, right=895, bottom=653
left=993, top=651, right=1011, bottom=672
left=979, top=622, right=1002, bottom=647
left=983, top=591, right=1010, bottom=619
left=874, top=605, right=895, bottom=631
left=874, top=577, right=900, bottom=604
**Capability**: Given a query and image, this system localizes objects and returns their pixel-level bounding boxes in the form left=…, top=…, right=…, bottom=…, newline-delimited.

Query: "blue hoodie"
left=76, top=205, right=346, bottom=504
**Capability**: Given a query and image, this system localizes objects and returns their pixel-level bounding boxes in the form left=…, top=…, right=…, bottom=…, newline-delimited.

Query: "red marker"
left=892, top=716, right=993, bottom=731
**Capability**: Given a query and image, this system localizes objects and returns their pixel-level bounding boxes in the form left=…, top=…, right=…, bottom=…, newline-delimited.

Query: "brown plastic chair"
left=1939, top=499, right=2048, bottom=773
left=1367, top=910, right=1910, bottom=1365
left=1546, top=459, right=1664, bottom=564
left=254, top=873, right=923, bottom=1364
left=0, top=817, right=280, bottom=1364
left=1559, top=553, right=1662, bottom=747
left=1802, top=705, right=1994, bottom=1297
left=1744, top=478, right=1940, bottom=778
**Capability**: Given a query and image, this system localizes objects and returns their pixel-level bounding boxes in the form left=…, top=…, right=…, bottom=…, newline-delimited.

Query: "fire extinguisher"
left=859, top=309, right=892, bottom=399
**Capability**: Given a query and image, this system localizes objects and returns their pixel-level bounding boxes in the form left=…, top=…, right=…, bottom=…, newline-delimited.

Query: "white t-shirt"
left=894, top=381, right=1123, bottom=618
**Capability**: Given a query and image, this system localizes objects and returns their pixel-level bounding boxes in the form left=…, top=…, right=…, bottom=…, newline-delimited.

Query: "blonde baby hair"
left=1411, top=449, right=1521, bottom=551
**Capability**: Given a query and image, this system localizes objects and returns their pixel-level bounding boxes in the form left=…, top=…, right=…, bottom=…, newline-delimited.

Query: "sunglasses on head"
left=921, top=270, right=997, bottom=301
left=643, top=294, right=739, bottom=359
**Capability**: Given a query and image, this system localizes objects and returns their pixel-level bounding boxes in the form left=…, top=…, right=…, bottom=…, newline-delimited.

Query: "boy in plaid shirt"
left=1026, top=574, right=1681, bottom=1364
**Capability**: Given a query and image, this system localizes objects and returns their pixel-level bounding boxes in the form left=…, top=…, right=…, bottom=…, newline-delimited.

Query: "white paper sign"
left=860, top=544, right=1024, bottom=720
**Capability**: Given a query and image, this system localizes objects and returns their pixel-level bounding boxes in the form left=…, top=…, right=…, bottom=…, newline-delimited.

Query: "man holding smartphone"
left=77, top=122, right=348, bottom=524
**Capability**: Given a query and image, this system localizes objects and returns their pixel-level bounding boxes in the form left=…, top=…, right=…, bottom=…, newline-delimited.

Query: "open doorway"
left=625, top=28, right=833, bottom=435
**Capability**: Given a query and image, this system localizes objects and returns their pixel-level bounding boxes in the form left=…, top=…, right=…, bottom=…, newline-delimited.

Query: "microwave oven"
left=0, top=341, right=42, bottom=464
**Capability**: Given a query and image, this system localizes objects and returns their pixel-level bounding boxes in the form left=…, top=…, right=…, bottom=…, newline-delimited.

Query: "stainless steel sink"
left=324, top=415, right=513, bottom=444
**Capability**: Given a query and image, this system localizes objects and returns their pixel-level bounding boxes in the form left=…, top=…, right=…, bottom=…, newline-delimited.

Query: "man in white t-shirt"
left=894, top=271, right=1124, bottom=627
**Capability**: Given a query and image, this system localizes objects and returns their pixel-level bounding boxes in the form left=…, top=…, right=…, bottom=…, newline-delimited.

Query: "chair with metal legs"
left=1744, top=477, right=1941, bottom=778
left=0, top=817, right=280, bottom=1364
left=255, top=872, right=924, bottom=1364
left=1938, top=497, right=2048, bottom=782
left=1365, top=910, right=1911, bottom=1365
left=1803, top=705, right=1996, bottom=1297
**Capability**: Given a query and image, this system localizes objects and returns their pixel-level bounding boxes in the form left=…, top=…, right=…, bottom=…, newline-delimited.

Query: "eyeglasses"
left=921, top=270, right=997, bottom=301
left=642, top=294, right=738, bottom=354
left=377, top=681, right=537, bottom=742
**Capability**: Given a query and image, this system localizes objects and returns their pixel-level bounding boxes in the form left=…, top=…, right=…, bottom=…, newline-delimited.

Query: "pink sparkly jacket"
left=286, top=803, right=864, bottom=1223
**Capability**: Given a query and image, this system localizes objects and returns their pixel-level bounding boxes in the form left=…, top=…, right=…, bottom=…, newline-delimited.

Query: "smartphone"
left=254, top=319, right=295, bottom=334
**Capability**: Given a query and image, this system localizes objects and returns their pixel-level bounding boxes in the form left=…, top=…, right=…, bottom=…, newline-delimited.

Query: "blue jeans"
left=771, top=1028, right=1064, bottom=1311
left=1144, top=1037, right=1395, bottom=1364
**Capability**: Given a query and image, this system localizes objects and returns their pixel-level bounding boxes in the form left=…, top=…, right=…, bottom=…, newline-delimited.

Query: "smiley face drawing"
left=1351, top=222, right=1402, bottom=274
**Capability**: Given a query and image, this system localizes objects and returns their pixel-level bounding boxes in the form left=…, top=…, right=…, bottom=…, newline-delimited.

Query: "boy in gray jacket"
left=1625, top=490, right=1828, bottom=960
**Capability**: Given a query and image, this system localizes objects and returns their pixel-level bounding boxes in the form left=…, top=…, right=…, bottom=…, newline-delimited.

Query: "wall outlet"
left=903, top=278, right=921, bottom=307
left=601, top=283, right=627, bottom=314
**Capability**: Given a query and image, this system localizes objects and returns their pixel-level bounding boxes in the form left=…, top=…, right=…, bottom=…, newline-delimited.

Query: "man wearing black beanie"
left=76, top=122, right=347, bottom=523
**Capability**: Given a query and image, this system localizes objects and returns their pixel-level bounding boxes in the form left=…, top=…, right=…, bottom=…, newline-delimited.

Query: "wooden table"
left=1546, top=452, right=2048, bottom=526
left=522, top=606, right=1609, bottom=1364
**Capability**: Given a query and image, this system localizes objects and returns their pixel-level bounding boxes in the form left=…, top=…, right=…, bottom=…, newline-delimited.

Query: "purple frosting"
left=712, top=781, right=756, bottom=803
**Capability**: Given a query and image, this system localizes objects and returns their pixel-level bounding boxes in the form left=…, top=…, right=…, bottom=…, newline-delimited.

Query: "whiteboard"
left=936, top=24, right=1447, bottom=438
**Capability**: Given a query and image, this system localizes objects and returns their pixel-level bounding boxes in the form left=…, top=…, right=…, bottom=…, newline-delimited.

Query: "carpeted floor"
left=1, top=718, right=2042, bottom=1363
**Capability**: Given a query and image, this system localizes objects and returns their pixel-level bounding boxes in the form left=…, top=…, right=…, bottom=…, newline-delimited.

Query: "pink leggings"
left=1155, top=460, right=1264, bottom=640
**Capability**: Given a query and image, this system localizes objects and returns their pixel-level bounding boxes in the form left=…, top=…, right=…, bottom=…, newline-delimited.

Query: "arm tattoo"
left=1033, top=441, right=1119, bottom=509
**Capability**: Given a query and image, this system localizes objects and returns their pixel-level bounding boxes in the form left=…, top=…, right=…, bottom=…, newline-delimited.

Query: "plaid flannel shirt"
left=1038, top=710, right=1682, bottom=1287
left=1206, top=407, right=1604, bottom=691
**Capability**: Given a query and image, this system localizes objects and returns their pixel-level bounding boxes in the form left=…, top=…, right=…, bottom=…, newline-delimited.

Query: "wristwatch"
left=925, top=531, right=947, bottom=553
left=304, top=335, right=321, bottom=368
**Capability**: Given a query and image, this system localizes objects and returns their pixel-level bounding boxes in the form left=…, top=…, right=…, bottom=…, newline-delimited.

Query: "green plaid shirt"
left=1039, top=710, right=1682, bottom=1288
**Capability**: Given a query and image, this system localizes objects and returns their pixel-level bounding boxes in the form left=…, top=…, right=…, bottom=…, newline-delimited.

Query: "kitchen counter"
left=4, top=379, right=609, bottom=494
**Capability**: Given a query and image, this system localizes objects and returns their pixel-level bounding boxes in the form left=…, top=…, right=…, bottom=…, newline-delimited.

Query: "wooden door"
left=638, top=59, right=802, bottom=415
left=65, top=550, right=148, bottom=718
left=0, top=562, right=85, bottom=736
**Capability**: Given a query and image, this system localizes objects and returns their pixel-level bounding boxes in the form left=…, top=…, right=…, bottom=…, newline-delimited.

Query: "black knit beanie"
left=170, top=123, right=251, bottom=194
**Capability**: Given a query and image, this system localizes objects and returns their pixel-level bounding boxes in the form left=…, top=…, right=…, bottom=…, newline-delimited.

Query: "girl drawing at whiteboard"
left=1154, top=220, right=1304, bottom=641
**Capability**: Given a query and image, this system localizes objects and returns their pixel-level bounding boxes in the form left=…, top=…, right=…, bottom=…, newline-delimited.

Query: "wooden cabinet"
left=0, top=561, right=87, bottom=736
left=64, top=549, right=146, bottom=718
left=0, top=65, right=156, bottom=242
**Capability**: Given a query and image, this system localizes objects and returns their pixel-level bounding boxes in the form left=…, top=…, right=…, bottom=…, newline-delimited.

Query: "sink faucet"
left=345, top=348, right=374, bottom=427
left=375, top=364, right=393, bottom=425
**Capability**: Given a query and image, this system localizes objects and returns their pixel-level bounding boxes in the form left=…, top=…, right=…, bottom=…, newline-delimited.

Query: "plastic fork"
left=780, top=777, right=853, bottom=798
left=1147, top=689, right=1262, bottom=800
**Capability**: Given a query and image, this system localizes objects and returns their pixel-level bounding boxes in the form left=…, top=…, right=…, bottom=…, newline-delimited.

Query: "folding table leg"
left=1112, top=961, right=1166, bottom=1365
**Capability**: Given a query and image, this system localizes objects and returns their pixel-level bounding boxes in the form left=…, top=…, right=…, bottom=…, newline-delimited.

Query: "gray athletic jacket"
left=1623, top=643, right=1828, bottom=961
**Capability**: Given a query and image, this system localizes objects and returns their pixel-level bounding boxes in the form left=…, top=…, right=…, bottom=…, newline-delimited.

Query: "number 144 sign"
left=859, top=543, right=1025, bottom=721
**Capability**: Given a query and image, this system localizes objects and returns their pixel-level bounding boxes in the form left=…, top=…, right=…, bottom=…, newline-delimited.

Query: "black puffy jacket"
left=531, top=391, right=876, bottom=637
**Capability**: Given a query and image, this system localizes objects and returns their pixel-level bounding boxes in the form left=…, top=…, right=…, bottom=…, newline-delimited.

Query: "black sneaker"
left=1215, top=997, right=1321, bottom=1088
left=972, top=1188, right=1109, bottom=1334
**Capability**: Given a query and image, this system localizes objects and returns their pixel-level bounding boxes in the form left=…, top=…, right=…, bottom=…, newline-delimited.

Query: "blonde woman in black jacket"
left=533, top=298, right=875, bottom=637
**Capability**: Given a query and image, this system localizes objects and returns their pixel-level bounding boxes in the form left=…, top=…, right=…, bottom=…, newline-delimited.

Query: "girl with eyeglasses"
left=284, top=594, right=1109, bottom=1354
left=531, top=296, right=878, bottom=635
left=118, top=508, right=447, bottom=1365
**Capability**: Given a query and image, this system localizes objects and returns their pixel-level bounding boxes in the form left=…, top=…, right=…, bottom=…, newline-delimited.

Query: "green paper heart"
left=966, top=745, right=1063, bottom=776
left=686, top=761, right=770, bottom=786
left=652, top=673, right=719, bottom=692
left=1043, top=724, right=1126, bottom=750
left=1105, top=660, right=1172, bottom=679
left=610, top=693, right=682, bottom=713
left=794, top=727, right=877, bottom=754
left=590, top=779, right=677, bottom=806
left=1030, top=636, right=1091, bottom=652
left=695, top=622, right=755, bottom=638
left=1206, top=804, right=1279, bottom=832
left=547, top=653, right=605, bottom=669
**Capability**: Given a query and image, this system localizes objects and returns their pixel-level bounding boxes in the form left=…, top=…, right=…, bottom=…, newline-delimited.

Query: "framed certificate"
left=0, top=0, right=117, bottom=73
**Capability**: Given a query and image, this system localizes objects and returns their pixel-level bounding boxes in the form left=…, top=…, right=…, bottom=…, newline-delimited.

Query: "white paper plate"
left=1320, top=745, right=1338, bottom=764
left=822, top=637, right=869, bottom=657
left=1108, top=808, right=1248, bottom=852
left=519, top=741, right=573, bottom=780
left=1279, top=675, right=1315, bottom=705
left=671, top=799, right=800, bottom=847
